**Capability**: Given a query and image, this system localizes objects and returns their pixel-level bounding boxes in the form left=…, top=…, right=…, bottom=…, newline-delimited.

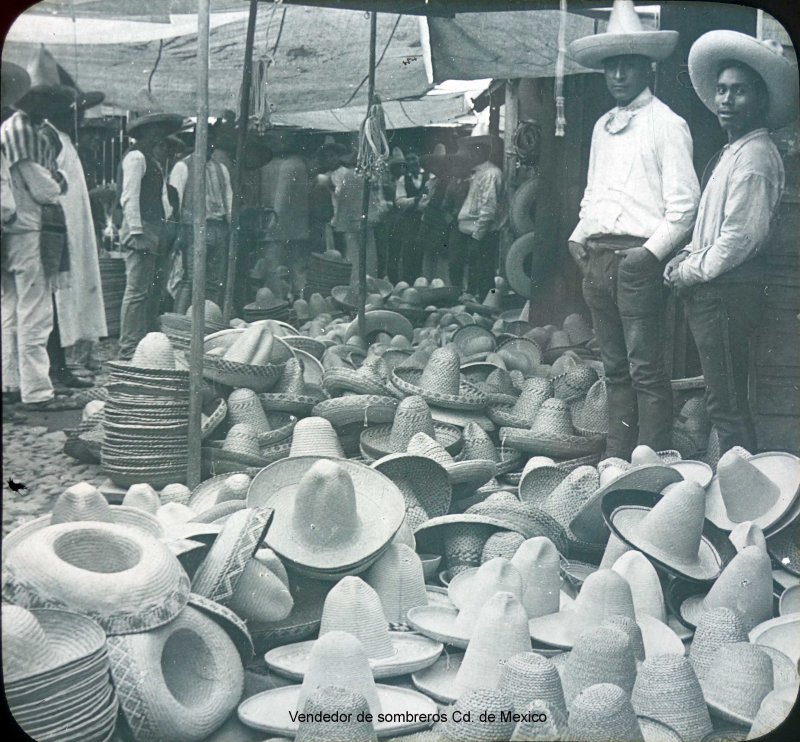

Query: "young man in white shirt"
left=567, top=0, right=700, bottom=458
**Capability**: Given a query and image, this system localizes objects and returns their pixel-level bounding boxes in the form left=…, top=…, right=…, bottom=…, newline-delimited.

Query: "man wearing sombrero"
left=566, top=0, right=700, bottom=458
left=665, top=31, right=799, bottom=454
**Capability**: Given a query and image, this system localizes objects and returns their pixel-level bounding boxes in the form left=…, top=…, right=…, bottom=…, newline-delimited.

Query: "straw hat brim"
left=312, top=395, right=398, bottom=428
left=499, top=426, right=605, bottom=457
left=404, top=605, right=471, bottom=648
left=188, top=471, right=248, bottom=514
left=3, top=505, right=163, bottom=555
left=497, top=337, right=543, bottom=366
left=442, top=459, right=497, bottom=492
left=670, top=460, right=713, bottom=489
left=570, top=465, right=683, bottom=545
left=127, top=112, right=184, bottom=138
left=258, top=392, right=320, bottom=416
left=748, top=614, right=800, bottom=667
left=264, top=632, right=443, bottom=680
left=705, top=452, right=800, bottom=532
left=246, top=456, right=405, bottom=572
left=391, top=368, right=487, bottom=411
left=344, top=310, right=414, bottom=343
left=237, top=684, right=438, bottom=737
left=518, top=465, right=571, bottom=504
left=323, top=367, right=395, bottom=397
left=409, top=651, right=466, bottom=703
left=187, top=592, right=255, bottom=663
left=371, top=453, right=452, bottom=524
left=257, top=413, right=298, bottom=447
left=202, top=356, right=285, bottom=393
left=429, top=406, right=496, bottom=432
left=568, top=30, right=679, bottom=69
left=359, top=422, right=463, bottom=462
left=447, top=567, right=574, bottom=613
left=602, top=490, right=734, bottom=583
left=202, top=446, right=270, bottom=473
left=688, top=30, right=800, bottom=130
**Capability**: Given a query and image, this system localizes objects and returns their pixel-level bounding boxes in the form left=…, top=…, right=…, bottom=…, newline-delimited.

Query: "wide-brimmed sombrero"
left=247, top=457, right=405, bottom=578
left=689, top=29, right=800, bottom=130
left=344, top=310, right=414, bottom=343
left=407, top=432, right=496, bottom=496
left=1, top=61, right=31, bottom=108
left=322, top=353, right=395, bottom=397
left=312, top=395, right=398, bottom=429
left=127, top=112, right=185, bottom=139
left=568, top=0, right=679, bottom=70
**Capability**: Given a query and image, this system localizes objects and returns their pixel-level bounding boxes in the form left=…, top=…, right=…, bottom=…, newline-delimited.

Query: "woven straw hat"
left=451, top=325, right=497, bottom=363
left=672, top=397, right=712, bottom=459
left=188, top=472, right=251, bottom=514
left=122, top=482, right=161, bottom=513
left=602, top=481, right=731, bottom=582
left=612, top=550, right=693, bottom=644
left=497, top=651, right=566, bottom=717
left=228, top=388, right=272, bottom=432
left=500, top=398, right=605, bottom=458
left=705, top=448, right=800, bottom=533
left=226, top=547, right=296, bottom=624
left=557, top=625, right=638, bottom=707
left=701, top=643, right=775, bottom=726
left=536, top=465, right=600, bottom=534
left=767, top=517, right=800, bottom=576
left=510, top=699, right=570, bottom=741
left=749, top=614, right=800, bottom=668
left=108, top=605, right=243, bottom=741
left=160, top=482, right=192, bottom=506
left=553, top=364, right=598, bottom=403
left=2, top=604, right=107, bottom=683
left=371, top=452, right=452, bottom=530
left=446, top=557, right=525, bottom=609
left=510, top=536, right=567, bottom=618
left=2, top=521, right=190, bottom=635
left=688, top=606, right=748, bottom=681
left=407, top=432, right=495, bottom=494
left=3, top=483, right=162, bottom=553
left=632, top=654, right=713, bottom=741
left=289, top=417, right=345, bottom=458
left=130, top=332, right=177, bottom=370
left=462, top=421, right=522, bottom=476
left=489, top=377, right=552, bottom=428
left=747, top=687, right=797, bottom=739
left=567, top=683, right=646, bottom=742
left=391, top=346, right=488, bottom=410
left=264, top=576, right=442, bottom=680
left=190, top=506, right=276, bottom=607
left=258, top=358, right=321, bottom=415
left=312, top=395, right=398, bottom=429
left=518, top=456, right=570, bottom=504
left=247, top=457, right=405, bottom=577
left=568, top=0, right=679, bottom=69
left=323, top=353, right=394, bottom=397
left=295, top=686, right=378, bottom=742
left=238, top=631, right=438, bottom=737
left=187, top=592, right=255, bottom=663
left=528, top=569, right=683, bottom=653
left=408, top=560, right=524, bottom=648
left=570, top=378, right=608, bottom=437
left=364, top=544, right=428, bottom=625
left=359, top=395, right=463, bottom=461
left=411, top=591, right=532, bottom=702
left=604, top=614, right=646, bottom=663
left=433, top=689, right=516, bottom=741
left=482, top=531, right=526, bottom=562
left=672, top=545, right=773, bottom=631
left=571, top=463, right=682, bottom=547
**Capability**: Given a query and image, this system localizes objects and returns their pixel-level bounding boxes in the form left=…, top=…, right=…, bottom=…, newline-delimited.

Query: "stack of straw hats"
left=3, top=604, right=119, bottom=742
left=305, top=250, right=353, bottom=297
left=102, top=332, right=190, bottom=487
left=243, top=287, right=292, bottom=323
left=159, top=300, right=227, bottom=351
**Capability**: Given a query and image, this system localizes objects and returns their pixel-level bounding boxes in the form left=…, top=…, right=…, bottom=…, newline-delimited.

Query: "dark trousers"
left=175, top=220, right=229, bottom=312
left=399, top=212, right=423, bottom=282
left=450, top=230, right=498, bottom=297
left=682, top=280, right=763, bottom=455
left=582, top=246, right=673, bottom=458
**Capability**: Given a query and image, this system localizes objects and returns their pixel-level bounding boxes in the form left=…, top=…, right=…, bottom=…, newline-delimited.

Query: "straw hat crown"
left=407, top=432, right=454, bottom=467
left=463, top=422, right=499, bottom=462
left=485, top=368, right=516, bottom=396
left=631, top=654, right=712, bottom=741
left=568, top=683, right=645, bottom=742
left=388, top=396, right=436, bottom=450
left=160, top=483, right=192, bottom=506
left=319, top=577, right=394, bottom=659
left=275, top=358, right=306, bottom=395
left=2, top=605, right=56, bottom=680
left=222, top=423, right=262, bottom=457
left=563, top=314, right=593, bottom=345
left=510, top=536, right=562, bottom=618
left=603, top=614, right=646, bottom=663
left=130, top=332, right=177, bottom=370
left=363, top=544, right=427, bottom=625
left=729, top=521, right=767, bottom=552
left=298, top=631, right=381, bottom=715
left=452, top=559, right=525, bottom=637
left=228, top=388, right=271, bottom=432
left=561, top=626, right=638, bottom=706
left=510, top=699, right=569, bottom=741
left=436, top=689, right=516, bottom=741
left=570, top=569, right=638, bottom=624
left=482, top=531, right=525, bottom=562
left=419, top=346, right=462, bottom=397
left=554, top=365, right=598, bottom=402
left=290, top=417, right=344, bottom=458
left=538, top=465, right=600, bottom=529
left=296, top=686, right=378, bottom=742
left=635, top=480, right=706, bottom=564
left=716, top=447, right=780, bottom=522
left=529, top=398, right=578, bottom=436
left=688, top=606, right=748, bottom=680
left=291, top=460, right=361, bottom=549
left=498, top=652, right=566, bottom=717
left=611, top=550, right=667, bottom=623
left=51, top=482, right=114, bottom=524
left=122, top=482, right=161, bottom=513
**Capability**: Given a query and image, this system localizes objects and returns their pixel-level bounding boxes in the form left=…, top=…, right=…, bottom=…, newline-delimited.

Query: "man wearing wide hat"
left=1, top=64, right=70, bottom=409
left=116, top=112, right=183, bottom=360
left=665, top=31, right=799, bottom=454
left=566, top=0, right=700, bottom=458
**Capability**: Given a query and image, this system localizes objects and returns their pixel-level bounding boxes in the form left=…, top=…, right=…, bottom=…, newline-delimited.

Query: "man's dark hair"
left=717, top=59, right=769, bottom=109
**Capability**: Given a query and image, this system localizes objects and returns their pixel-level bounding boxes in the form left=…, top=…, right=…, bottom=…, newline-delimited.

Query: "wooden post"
left=222, top=0, right=259, bottom=323
left=357, top=12, right=378, bottom=343
left=187, top=0, right=211, bottom=489
left=500, top=79, right=518, bottom=292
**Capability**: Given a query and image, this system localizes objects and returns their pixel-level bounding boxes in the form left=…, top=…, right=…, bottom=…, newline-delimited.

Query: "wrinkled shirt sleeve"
left=473, top=168, right=502, bottom=239
left=678, top=171, right=778, bottom=286
left=16, top=160, right=63, bottom=205
left=121, top=151, right=146, bottom=235
left=168, top=160, right=188, bottom=211
left=643, top=118, right=700, bottom=260
left=569, top=124, right=599, bottom=246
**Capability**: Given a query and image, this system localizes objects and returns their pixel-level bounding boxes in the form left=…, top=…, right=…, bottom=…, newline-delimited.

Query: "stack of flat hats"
left=305, top=250, right=353, bottom=297
left=244, top=288, right=292, bottom=323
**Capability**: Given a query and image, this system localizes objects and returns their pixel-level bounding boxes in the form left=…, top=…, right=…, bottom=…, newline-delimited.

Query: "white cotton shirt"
left=569, top=88, right=701, bottom=260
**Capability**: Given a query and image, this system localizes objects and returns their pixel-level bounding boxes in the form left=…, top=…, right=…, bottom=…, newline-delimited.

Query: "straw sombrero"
left=407, top=432, right=496, bottom=495
left=568, top=0, right=679, bottom=69
left=258, top=358, right=324, bottom=416
left=238, top=631, right=438, bottom=737
left=2, top=521, right=190, bottom=635
left=247, top=457, right=405, bottom=578
left=312, top=395, right=397, bottom=428
left=689, top=29, right=800, bottom=130
left=1, top=61, right=31, bottom=108
left=602, top=484, right=736, bottom=583
left=264, top=577, right=442, bottom=680
left=704, top=448, right=800, bottom=533
left=462, top=421, right=522, bottom=476
left=488, top=377, right=552, bottom=428
left=749, top=614, right=800, bottom=667
left=323, top=353, right=395, bottom=397
left=391, top=347, right=487, bottom=411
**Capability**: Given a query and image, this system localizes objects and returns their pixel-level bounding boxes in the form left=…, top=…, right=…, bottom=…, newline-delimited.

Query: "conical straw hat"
left=518, top=456, right=570, bottom=504
left=482, top=531, right=525, bottom=562
left=603, top=614, right=646, bottom=663
left=364, top=544, right=428, bottom=625
left=295, top=686, right=378, bottom=742
left=747, top=687, right=796, bottom=739
left=567, top=683, right=645, bottom=742
left=433, top=689, right=516, bottom=741
left=227, top=547, right=295, bottom=623
left=510, top=699, right=569, bottom=741
left=222, top=424, right=263, bottom=458
left=122, top=482, right=161, bottom=514
left=228, top=388, right=271, bottom=432
left=130, top=332, right=177, bottom=370
left=289, top=417, right=344, bottom=459
left=688, top=607, right=748, bottom=681
left=498, top=651, right=566, bottom=717
left=510, top=536, right=563, bottom=618
left=729, top=521, right=767, bottom=552
left=447, top=558, right=525, bottom=613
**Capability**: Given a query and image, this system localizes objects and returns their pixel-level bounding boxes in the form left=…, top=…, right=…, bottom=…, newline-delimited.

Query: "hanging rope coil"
left=249, top=56, right=272, bottom=133
left=357, top=95, right=390, bottom=182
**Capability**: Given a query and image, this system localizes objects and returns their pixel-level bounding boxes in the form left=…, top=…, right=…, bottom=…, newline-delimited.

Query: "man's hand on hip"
left=568, top=240, right=589, bottom=275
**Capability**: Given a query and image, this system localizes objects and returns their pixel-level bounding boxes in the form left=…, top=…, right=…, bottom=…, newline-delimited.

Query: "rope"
left=555, top=0, right=568, bottom=137
left=342, top=14, right=402, bottom=109
left=357, top=95, right=390, bottom=182
left=244, top=0, right=285, bottom=132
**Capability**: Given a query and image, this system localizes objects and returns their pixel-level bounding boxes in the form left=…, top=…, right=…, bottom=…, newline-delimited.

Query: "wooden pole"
left=357, top=11, right=378, bottom=342
left=222, top=0, right=259, bottom=323
left=187, top=0, right=211, bottom=489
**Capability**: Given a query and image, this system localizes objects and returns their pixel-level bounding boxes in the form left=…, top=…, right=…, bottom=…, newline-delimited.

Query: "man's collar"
left=725, top=127, right=769, bottom=155
left=613, top=87, right=653, bottom=113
